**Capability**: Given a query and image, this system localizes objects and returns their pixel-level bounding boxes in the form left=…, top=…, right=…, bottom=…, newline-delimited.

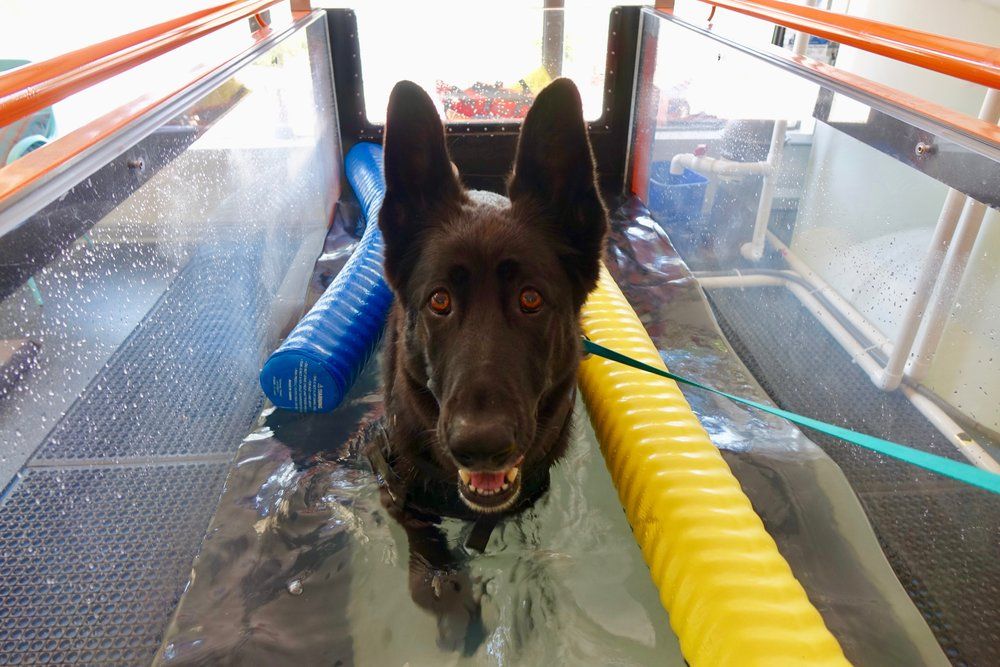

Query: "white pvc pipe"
left=760, top=88, right=998, bottom=393
left=737, top=27, right=808, bottom=262
left=791, top=27, right=810, bottom=58
left=669, top=153, right=772, bottom=176
left=876, top=187, right=970, bottom=389
left=671, top=122, right=785, bottom=265
left=698, top=273, right=890, bottom=385
left=766, top=232, right=893, bottom=356
left=907, top=197, right=991, bottom=381
left=697, top=272, right=1000, bottom=473
left=741, top=119, right=788, bottom=261
left=900, top=384, right=1000, bottom=474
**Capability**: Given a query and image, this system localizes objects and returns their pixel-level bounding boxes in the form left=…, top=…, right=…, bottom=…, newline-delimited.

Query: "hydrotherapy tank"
left=0, top=2, right=998, bottom=665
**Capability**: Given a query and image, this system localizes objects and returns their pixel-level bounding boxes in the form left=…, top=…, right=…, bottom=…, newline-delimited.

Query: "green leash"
left=582, top=338, right=1000, bottom=496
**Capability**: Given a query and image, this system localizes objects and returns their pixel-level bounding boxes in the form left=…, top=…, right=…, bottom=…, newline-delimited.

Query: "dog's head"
left=379, top=78, right=607, bottom=514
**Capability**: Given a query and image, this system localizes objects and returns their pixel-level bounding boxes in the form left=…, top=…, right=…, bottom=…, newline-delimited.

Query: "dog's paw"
left=410, top=564, right=485, bottom=655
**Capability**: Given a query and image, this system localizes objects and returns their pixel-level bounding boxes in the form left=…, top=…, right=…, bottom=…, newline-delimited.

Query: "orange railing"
left=0, top=0, right=281, bottom=126
left=681, top=0, right=1000, bottom=90
left=3, top=0, right=998, bottom=206
left=0, top=0, right=299, bottom=208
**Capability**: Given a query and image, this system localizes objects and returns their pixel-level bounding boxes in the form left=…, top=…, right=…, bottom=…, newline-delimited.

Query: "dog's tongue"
left=469, top=471, right=505, bottom=491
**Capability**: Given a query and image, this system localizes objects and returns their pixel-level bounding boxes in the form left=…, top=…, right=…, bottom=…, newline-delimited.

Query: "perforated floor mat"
left=708, top=285, right=1000, bottom=667
left=0, top=463, right=228, bottom=666
left=0, top=233, right=310, bottom=666
left=34, top=244, right=268, bottom=462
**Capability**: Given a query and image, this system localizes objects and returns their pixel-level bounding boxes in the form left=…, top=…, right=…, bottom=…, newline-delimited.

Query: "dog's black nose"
left=447, top=416, right=517, bottom=470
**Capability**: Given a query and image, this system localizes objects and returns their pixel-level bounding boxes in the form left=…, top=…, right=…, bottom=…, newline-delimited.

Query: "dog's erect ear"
left=379, top=81, right=465, bottom=289
left=509, top=78, right=608, bottom=307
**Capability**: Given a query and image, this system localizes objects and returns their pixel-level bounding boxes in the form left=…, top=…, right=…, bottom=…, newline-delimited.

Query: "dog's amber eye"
left=429, top=289, right=451, bottom=314
left=519, top=288, right=543, bottom=313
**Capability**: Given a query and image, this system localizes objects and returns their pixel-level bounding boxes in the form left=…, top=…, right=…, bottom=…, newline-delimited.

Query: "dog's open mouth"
left=456, top=457, right=524, bottom=513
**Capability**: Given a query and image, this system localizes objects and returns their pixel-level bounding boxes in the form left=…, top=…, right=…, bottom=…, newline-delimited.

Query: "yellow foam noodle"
left=578, top=267, right=850, bottom=667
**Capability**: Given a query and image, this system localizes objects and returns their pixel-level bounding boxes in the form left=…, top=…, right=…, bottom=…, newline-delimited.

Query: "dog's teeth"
left=470, top=484, right=478, bottom=494
left=502, top=482, right=509, bottom=491
left=458, top=468, right=471, bottom=485
left=506, top=468, right=519, bottom=483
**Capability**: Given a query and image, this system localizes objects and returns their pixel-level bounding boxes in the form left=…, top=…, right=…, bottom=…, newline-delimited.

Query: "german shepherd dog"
left=372, top=78, right=608, bottom=650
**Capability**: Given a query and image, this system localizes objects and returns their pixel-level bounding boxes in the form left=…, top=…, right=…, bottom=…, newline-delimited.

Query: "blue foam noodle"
left=260, top=143, right=393, bottom=412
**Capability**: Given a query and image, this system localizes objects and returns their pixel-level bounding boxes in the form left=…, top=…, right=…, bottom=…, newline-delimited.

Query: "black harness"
left=368, top=380, right=576, bottom=552
left=367, top=414, right=573, bottom=552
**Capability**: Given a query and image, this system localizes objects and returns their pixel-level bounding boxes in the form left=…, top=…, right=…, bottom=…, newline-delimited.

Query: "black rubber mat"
left=34, top=244, right=269, bottom=461
left=0, top=463, right=228, bottom=666
left=708, top=285, right=1000, bottom=667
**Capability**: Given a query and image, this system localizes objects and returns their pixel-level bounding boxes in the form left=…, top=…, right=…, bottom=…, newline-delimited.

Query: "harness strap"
left=465, top=516, right=500, bottom=552
left=372, top=438, right=501, bottom=551
left=367, top=430, right=401, bottom=505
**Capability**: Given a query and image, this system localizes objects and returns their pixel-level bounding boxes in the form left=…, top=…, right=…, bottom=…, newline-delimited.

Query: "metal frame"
left=623, top=5, right=659, bottom=203
left=812, top=90, right=1000, bottom=208
left=325, top=5, right=640, bottom=196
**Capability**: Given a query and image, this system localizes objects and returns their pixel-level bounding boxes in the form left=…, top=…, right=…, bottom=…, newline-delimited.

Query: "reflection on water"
left=156, top=354, right=683, bottom=666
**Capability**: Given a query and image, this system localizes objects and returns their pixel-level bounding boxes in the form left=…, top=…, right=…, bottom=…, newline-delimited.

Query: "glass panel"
left=0, top=15, right=339, bottom=662
left=630, top=9, right=1000, bottom=666
left=0, top=3, right=295, bottom=166
left=639, top=11, right=999, bottom=431
left=339, top=1, right=610, bottom=123
left=0, top=16, right=337, bottom=483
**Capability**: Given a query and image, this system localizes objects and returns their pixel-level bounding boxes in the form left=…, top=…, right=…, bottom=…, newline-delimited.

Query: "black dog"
left=370, top=77, right=608, bottom=650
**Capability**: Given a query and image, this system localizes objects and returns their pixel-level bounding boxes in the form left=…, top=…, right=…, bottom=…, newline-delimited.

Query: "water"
left=155, top=356, right=684, bottom=666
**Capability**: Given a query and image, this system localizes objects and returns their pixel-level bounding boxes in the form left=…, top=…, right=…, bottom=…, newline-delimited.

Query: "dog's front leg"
left=382, top=491, right=486, bottom=654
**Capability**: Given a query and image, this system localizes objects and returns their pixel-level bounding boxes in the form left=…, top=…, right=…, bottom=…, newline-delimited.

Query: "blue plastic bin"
left=647, top=161, right=708, bottom=224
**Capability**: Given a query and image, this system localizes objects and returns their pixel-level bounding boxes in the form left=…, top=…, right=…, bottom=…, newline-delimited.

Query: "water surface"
left=156, top=357, right=684, bottom=666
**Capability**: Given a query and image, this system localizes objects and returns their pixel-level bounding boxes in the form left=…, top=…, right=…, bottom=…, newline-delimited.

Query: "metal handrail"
left=688, top=0, right=1000, bottom=90
left=0, top=2, right=303, bottom=228
left=0, top=0, right=280, bottom=126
